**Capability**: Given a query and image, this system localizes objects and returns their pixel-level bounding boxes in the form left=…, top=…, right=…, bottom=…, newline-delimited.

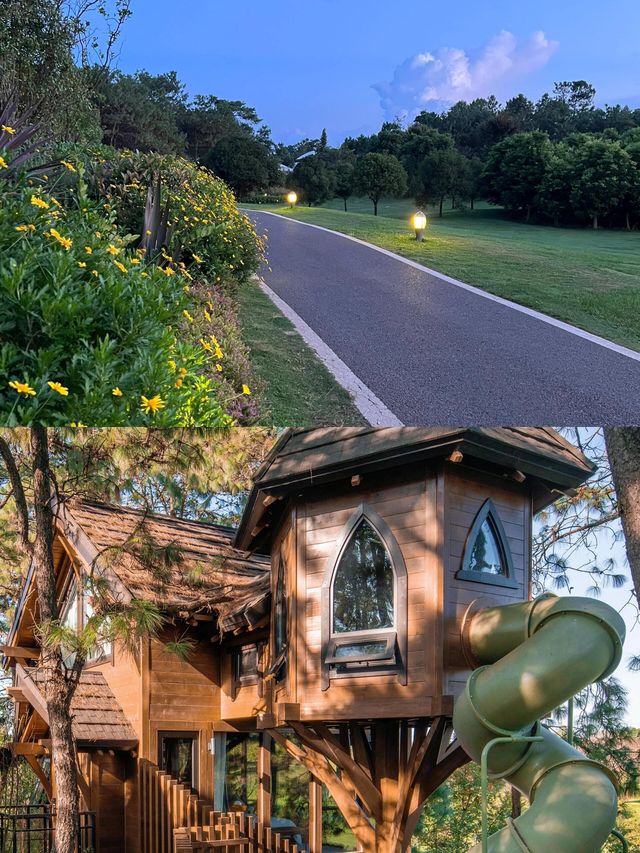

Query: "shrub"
left=81, top=148, right=263, bottom=292
left=0, top=165, right=246, bottom=426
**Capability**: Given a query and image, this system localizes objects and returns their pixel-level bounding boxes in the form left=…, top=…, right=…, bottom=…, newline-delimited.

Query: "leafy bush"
left=0, top=164, right=251, bottom=426
left=79, top=147, right=263, bottom=292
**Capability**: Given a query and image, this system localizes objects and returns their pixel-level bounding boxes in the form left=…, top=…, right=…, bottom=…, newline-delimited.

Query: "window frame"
left=158, top=730, right=199, bottom=794
left=456, top=498, right=519, bottom=589
left=271, top=551, right=288, bottom=685
left=321, top=503, right=407, bottom=689
left=58, top=567, right=113, bottom=668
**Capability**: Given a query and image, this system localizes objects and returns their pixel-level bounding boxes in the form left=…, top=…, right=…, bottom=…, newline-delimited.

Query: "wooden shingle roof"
left=27, top=669, right=137, bottom=748
left=59, top=500, right=270, bottom=618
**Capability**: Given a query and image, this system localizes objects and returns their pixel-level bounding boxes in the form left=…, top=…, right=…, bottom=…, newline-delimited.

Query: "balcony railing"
left=0, top=805, right=95, bottom=853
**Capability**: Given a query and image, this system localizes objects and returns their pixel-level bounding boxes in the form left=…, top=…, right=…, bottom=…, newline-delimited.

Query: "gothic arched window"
left=457, top=499, right=518, bottom=589
left=321, top=506, right=407, bottom=687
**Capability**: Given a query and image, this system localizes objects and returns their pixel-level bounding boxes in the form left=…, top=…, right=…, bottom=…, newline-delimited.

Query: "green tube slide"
left=452, top=593, right=626, bottom=853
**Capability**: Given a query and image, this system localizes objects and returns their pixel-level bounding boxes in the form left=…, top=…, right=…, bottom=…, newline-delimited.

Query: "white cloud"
left=373, top=30, right=559, bottom=121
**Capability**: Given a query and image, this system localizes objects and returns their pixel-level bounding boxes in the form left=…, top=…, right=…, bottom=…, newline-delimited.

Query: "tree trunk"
left=525, top=204, right=531, bottom=222
left=593, top=214, right=598, bottom=229
left=373, top=199, right=378, bottom=216
left=30, top=426, right=81, bottom=853
left=470, top=197, right=475, bottom=210
left=344, top=198, right=348, bottom=212
left=626, top=212, right=631, bottom=231
left=605, top=428, right=640, bottom=607
left=439, top=197, right=443, bottom=218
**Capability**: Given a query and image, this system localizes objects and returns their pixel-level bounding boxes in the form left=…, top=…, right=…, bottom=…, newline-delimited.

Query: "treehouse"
left=1, top=428, right=600, bottom=853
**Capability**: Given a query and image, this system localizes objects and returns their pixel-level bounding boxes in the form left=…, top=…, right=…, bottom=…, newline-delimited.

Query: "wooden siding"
left=293, top=470, right=442, bottom=720
left=443, top=466, right=531, bottom=698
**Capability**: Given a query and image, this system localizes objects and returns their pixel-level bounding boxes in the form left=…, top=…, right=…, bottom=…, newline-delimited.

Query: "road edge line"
left=248, top=208, right=640, bottom=364
left=256, top=278, right=403, bottom=427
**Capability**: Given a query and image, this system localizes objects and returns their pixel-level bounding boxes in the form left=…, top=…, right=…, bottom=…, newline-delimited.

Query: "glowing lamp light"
left=413, top=211, right=427, bottom=241
left=286, top=191, right=298, bottom=207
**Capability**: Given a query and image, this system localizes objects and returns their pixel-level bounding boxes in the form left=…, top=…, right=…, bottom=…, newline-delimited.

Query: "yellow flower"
left=200, top=339, right=213, bottom=353
left=192, top=254, right=203, bottom=264
left=78, top=261, right=87, bottom=268
left=85, top=246, right=93, bottom=254
left=183, top=310, right=194, bottom=322
left=174, top=378, right=183, bottom=388
left=9, top=380, right=36, bottom=396
left=0, top=156, right=7, bottom=169
left=60, top=160, right=76, bottom=172
left=91, top=270, right=98, bottom=277
left=114, top=261, right=128, bottom=274
left=162, top=266, right=175, bottom=276
left=47, top=228, right=72, bottom=250
left=1, top=125, right=16, bottom=135
left=112, top=387, right=123, bottom=397
left=168, top=359, right=177, bottom=371
left=130, top=257, right=140, bottom=265
left=30, top=195, right=49, bottom=210
left=15, top=224, right=36, bottom=233
left=242, top=384, right=251, bottom=395
left=47, top=381, right=69, bottom=396
left=178, top=367, right=187, bottom=377
left=95, top=231, right=102, bottom=238
left=69, top=422, right=86, bottom=428
left=204, top=309, right=211, bottom=322
left=50, top=197, right=62, bottom=208
left=215, top=363, right=223, bottom=373
left=141, top=394, right=166, bottom=415
left=106, top=244, right=120, bottom=255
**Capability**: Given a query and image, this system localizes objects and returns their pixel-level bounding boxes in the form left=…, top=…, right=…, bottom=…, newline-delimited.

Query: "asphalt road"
left=249, top=211, right=640, bottom=424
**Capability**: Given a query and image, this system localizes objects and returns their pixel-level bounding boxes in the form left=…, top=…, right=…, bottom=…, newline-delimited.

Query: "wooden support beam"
left=24, top=754, right=53, bottom=801
left=6, top=687, right=27, bottom=702
left=12, top=743, right=46, bottom=756
left=76, top=758, right=92, bottom=810
left=308, top=777, right=323, bottom=853
left=0, top=645, right=40, bottom=663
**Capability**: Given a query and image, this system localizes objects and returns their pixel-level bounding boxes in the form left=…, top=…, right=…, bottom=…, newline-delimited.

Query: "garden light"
left=413, top=211, right=427, bottom=241
left=286, top=191, right=298, bottom=207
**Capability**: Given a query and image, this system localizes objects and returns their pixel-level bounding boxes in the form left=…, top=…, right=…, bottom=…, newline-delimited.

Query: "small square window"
left=233, top=644, right=259, bottom=685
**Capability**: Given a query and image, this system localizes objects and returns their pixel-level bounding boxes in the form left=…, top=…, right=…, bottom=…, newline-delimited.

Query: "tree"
left=400, top=127, right=454, bottom=197
left=536, top=142, right=577, bottom=225
left=554, top=80, right=597, bottom=113
left=481, top=131, right=552, bottom=220
left=570, top=139, right=635, bottom=228
left=605, top=428, right=640, bottom=609
left=207, top=133, right=278, bottom=198
left=318, top=128, right=328, bottom=151
left=334, top=159, right=355, bottom=212
left=353, top=152, right=407, bottom=215
left=290, top=154, right=336, bottom=206
left=180, top=95, right=262, bottom=161
left=417, top=147, right=464, bottom=217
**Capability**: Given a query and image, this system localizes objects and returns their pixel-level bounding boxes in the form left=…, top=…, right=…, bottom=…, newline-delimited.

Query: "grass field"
left=238, top=278, right=366, bottom=426
left=246, top=198, right=640, bottom=351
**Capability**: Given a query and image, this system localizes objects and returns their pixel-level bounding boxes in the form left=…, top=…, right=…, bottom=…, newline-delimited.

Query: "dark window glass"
left=332, top=519, right=394, bottom=633
left=468, top=518, right=507, bottom=576
left=235, top=645, right=258, bottom=681
left=160, top=735, right=196, bottom=789
left=334, top=640, right=388, bottom=659
left=273, top=556, right=287, bottom=682
left=223, top=733, right=259, bottom=813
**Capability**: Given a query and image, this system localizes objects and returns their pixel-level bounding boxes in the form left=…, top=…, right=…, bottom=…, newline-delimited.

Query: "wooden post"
left=258, top=733, right=272, bottom=827
left=308, top=776, right=323, bottom=853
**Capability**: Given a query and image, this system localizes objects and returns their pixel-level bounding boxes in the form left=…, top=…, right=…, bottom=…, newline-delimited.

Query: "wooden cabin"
left=1, top=428, right=595, bottom=853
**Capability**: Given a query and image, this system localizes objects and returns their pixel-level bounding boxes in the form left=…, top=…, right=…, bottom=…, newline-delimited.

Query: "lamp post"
left=413, top=210, right=427, bottom=241
left=286, top=191, right=298, bottom=208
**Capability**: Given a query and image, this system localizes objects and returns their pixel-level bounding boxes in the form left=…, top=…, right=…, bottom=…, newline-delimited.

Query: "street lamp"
left=286, top=191, right=298, bottom=208
left=413, top=211, right=427, bottom=241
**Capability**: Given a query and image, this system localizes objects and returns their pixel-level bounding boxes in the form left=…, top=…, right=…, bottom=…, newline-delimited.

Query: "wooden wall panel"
left=443, top=466, right=530, bottom=698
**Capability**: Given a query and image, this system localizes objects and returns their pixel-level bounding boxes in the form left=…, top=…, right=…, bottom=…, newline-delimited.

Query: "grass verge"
left=246, top=199, right=640, bottom=351
left=238, top=278, right=367, bottom=426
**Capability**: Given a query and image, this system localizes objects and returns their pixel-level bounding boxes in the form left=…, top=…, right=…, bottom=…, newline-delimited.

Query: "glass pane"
left=162, top=737, right=194, bottom=787
left=237, top=646, right=258, bottom=679
left=469, top=519, right=506, bottom=575
left=334, top=640, right=387, bottom=659
left=272, top=736, right=309, bottom=843
left=323, top=785, right=356, bottom=852
left=224, top=733, right=259, bottom=813
left=333, top=519, right=394, bottom=633
left=83, top=591, right=112, bottom=662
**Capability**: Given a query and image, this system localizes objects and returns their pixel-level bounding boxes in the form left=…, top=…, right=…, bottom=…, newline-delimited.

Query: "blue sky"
left=117, top=0, right=640, bottom=143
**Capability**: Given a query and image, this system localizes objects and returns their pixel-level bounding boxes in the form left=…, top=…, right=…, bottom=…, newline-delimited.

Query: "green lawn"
left=238, top=278, right=366, bottom=426
left=246, top=198, right=640, bottom=351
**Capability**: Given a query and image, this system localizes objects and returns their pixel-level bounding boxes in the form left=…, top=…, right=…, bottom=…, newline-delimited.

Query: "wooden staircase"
left=174, top=811, right=302, bottom=852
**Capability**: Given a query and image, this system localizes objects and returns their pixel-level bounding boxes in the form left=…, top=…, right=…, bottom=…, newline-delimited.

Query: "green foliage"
left=0, top=163, right=252, bottom=425
left=290, top=154, right=337, bottom=207
left=481, top=131, right=553, bottom=218
left=84, top=148, right=261, bottom=290
left=207, top=134, right=279, bottom=198
left=570, top=138, right=636, bottom=228
left=334, top=159, right=355, bottom=210
left=353, top=152, right=408, bottom=214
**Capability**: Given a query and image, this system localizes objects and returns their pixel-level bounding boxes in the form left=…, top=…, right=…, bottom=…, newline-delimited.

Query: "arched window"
left=457, top=499, right=518, bottom=589
left=321, top=506, right=407, bottom=688
left=271, top=553, right=287, bottom=683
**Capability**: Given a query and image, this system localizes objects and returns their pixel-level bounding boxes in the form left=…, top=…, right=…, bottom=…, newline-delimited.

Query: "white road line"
left=248, top=208, right=640, bottom=364
left=257, top=280, right=403, bottom=427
